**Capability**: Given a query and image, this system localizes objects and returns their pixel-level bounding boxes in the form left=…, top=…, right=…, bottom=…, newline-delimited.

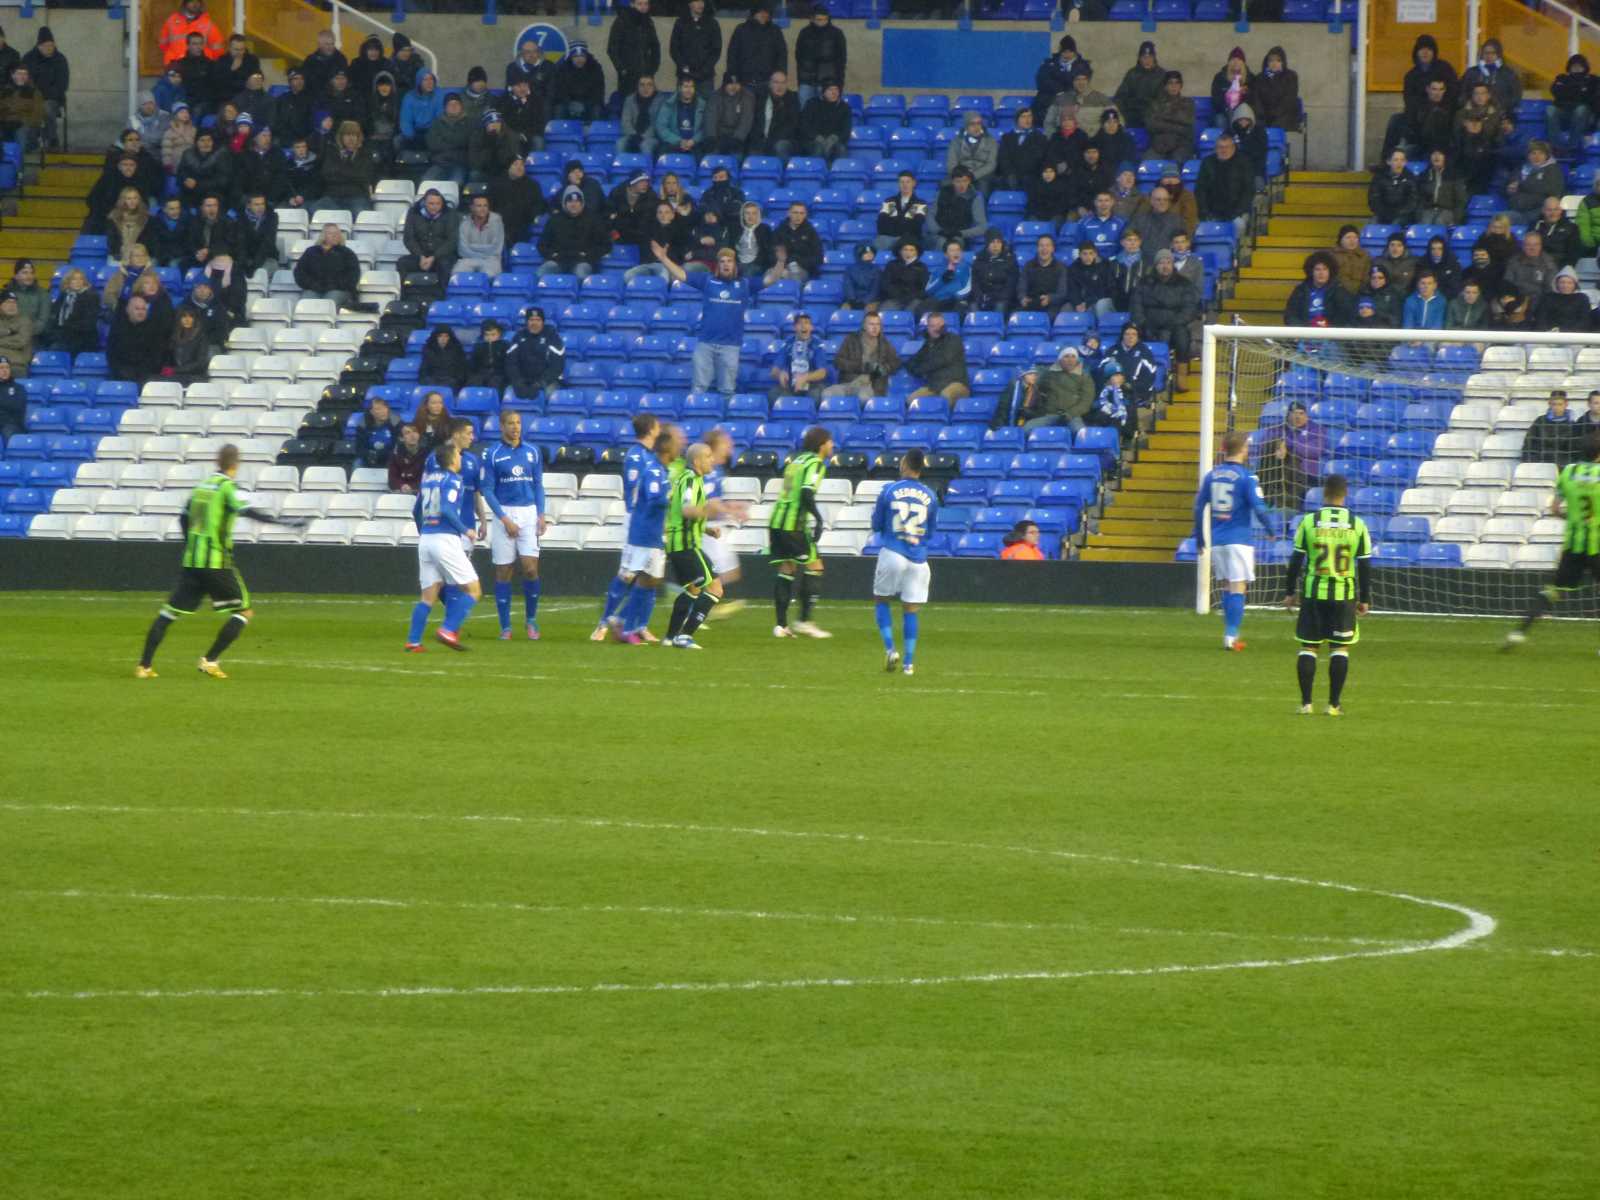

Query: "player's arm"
left=227, top=486, right=302, bottom=528
left=481, top=453, right=508, bottom=521
left=1191, top=470, right=1209, bottom=548
left=1282, top=518, right=1308, bottom=607
left=532, top=455, right=549, bottom=532
left=871, top=489, right=887, bottom=535
left=1355, top=525, right=1373, bottom=614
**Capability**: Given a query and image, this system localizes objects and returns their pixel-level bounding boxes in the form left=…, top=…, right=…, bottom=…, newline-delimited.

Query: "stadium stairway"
left=1223, top=170, right=1370, bottom=326
left=0, top=152, right=102, bottom=279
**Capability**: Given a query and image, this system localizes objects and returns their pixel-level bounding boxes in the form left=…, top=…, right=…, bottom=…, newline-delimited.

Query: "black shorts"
left=668, top=547, right=712, bottom=589
left=1552, top=550, right=1600, bottom=591
left=166, top=566, right=249, bottom=616
left=768, top=527, right=817, bottom=564
left=1296, top=597, right=1360, bottom=646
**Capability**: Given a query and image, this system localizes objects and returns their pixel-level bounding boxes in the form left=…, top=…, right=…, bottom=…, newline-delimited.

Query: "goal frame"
left=1195, top=324, right=1600, bottom=614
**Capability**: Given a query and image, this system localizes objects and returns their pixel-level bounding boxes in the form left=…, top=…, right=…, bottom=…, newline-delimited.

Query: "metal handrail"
left=1530, top=0, right=1600, bottom=57
left=327, top=0, right=439, bottom=77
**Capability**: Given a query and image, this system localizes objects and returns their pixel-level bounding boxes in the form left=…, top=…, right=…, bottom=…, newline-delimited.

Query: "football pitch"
left=2, top=591, right=1595, bottom=1198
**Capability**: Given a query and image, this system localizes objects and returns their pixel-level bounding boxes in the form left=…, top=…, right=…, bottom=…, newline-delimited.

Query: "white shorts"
left=619, top=543, right=666, bottom=578
left=873, top=547, right=931, bottom=605
left=1210, top=543, right=1255, bottom=583
left=419, top=532, right=478, bottom=589
left=489, top=505, right=541, bottom=565
left=704, top=527, right=738, bottom=576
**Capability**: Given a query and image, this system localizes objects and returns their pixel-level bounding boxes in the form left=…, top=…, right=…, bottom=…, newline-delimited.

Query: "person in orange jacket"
left=1000, top=520, right=1046, bottom=560
left=159, top=0, right=224, bottom=66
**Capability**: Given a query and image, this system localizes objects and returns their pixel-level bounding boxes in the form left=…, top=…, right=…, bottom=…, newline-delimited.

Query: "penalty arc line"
left=0, top=801, right=1497, bottom=1003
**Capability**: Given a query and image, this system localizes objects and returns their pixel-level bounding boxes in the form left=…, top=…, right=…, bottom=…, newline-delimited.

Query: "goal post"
left=1195, top=324, right=1600, bottom=619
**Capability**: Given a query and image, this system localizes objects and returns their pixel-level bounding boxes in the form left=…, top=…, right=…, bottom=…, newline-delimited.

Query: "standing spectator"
left=1462, top=240, right=1504, bottom=297
left=1398, top=78, right=1455, bottom=159
left=1503, top=229, right=1557, bottom=298
left=387, top=423, right=426, bottom=493
left=748, top=70, right=800, bottom=157
left=413, top=392, right=452, bottom=453
left=160, top=103, right=196, bottom=172
left=1092, top=110, right=1138, bottom=185
left=172, top=33, right=212, bottom=104
left=968, top=229, right=1018, bottom=316
left=825, top=309, right=900, bottom=401
left=457, top=66, right=500, bottom=129
left=1576, top=171, right=1600, bottom=258
left=284, top=136, right=321, bottom=212
left=925, top=168, right=986, bottom=248
left=1415, top=149, right=1466, bottom=227
left=103, top=187, right=151, bottom=263
left=420, top=325, right=468, bottom=390
left=399, top=71, right=443, bottom=148
left=670, top=0, right=722, bottom=92
left=1548, top=54, right=1597, bottom=147
left=159, top=0, right=223, bottom=65
left=875, top=172, right=926, bottom=250
left=727, top=4, right=788, bottom=100
left=705, top=73, right=754, bottom=156
left=1538, top=267, right=1592, bottom=332
left=1522, top=391, right=1579, bottom=465
left=456, top=194, right=505, bottom=277
left=996, top=108, right=1047, bottom=193
left=468, top=110, right=520, bottom=185
left=905, top=312, right=970, bottom=405
left=503, top=78, right=545, bottom=151
left=1144, top=72, right=1194, bottom=162
left=1383, top=34, right=1459, bottom=157
left=106, top=295, right=163, bottom=385
left=318, top=121, right=377, bottom=212
left=1130, top=250, right=1199, bottom=385
left=1032, top=35, right=1091, bottom=124
left=1113, top=40, right=1165, bottom=130
left=1195, top=131, right=1254, bottom=239
left=1446, top=279, right=1488, bottom=329
left=297, top=29, right=347, bottom=100
left=550, top=43, right=605, bottom=122
left=489, top=157, right=546, bottom=247
left=400, top=187, right=461, bottom=279
left=619, top=76, right=662, bottom=157
left=1109, top=227, right=1146, bottom=310
left=1016, top=234, right=1069, bottom=318
left=1461, top=39, right=1522, bottom=116
left=209, top=33, right=260, bottom=112
left=1253, top=46, right=1300, bottom=131
left=1368, top=149, right=1421, bottom=226
left=424, top=94, right=472, bottom=185
left=767, top=312, right=830, bottom=400
left=1576, top=390, right=1600, bottom=433
left=770, top=201, right=823, bottom=284
left=366, top=72, right=402, bottom=163
left=175, top=130, right=232, bottom=208
left=794, top=5, right=846, bottom=106
left=1535, top=195, right=1582, bottom=269
left=538, top=186, right=610, bottom=278
left=0, top=65, right=45, bottom=166
left=1080, top=190, right=1125, bottom=255
left=608, top=0, right=661, bottom=104
left=1023, top=347, right=1094, bottom=432
left=654, top=74, right=706, bottom=157
left=1505, top=140, right=1564, bottom=218
left=505, top=308, right=567, bottom=402
left=1452, top=84, right=1502, bottom=195
left=0, top=288, right=30, bottom=370
left=293, top=222, right=361, bottom=308
left=36, top=266, right=98, bottom=355
left=1401, top=270, right=1447, bottom=330
left=1209, top=47, right=1252, bottom=128
left=657, top=248, right=751, bottom=398
left=468, top=319, right=509, bottom=392
left=800, top=81, right=851, bottom=162
left=947, top=113, right=999, bottom=193
left=1262, top=400, right=1323, bottom=509
left=235, top=192, right=279, bottom=277
left=356, top=395, right=402, bottom=469
left=347, top=35, right=389, bottom=96
left=879, top=239, right=929, bottom=312
left=185, top=193, right=236, bottom=271
left=134, top=90, right=170, bottom=146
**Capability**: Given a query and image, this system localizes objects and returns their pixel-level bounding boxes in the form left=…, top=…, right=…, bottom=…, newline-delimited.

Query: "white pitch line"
left=0, top=802, right=1495, bottom=1004
left=17, top=888, right=1415, bottom=949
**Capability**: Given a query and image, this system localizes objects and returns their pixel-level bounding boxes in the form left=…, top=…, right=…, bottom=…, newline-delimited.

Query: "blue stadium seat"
left=1074, top=428, right=1120, bottom=467
left=1051, top=454, right=1102, bottom=481
left=935, top=424, right=984, bottom=452
left=961, top=452, right=1007, bottom=479
left=1025, top=425, right=1073, bottom=451
left=2, top=488, right=49, bottom=513
left=954, top=531, right=1002, bottom=558
left=1416, top=542, right=1463, bottom=568
left=1026, top=505, right=1080, bottom=536
left=937, top=507, right=975, bottom=534
left=71, top=354, right=108, bottom=380
left=906, top=395, right=950, bottom=425
left=983, top=427, right=1023, bottom=452
left=1040, top=478, right=1096, bottom=508
left=30, top=351, right=70, bottom=377
left=1007, top=452, right=1053, bottom=478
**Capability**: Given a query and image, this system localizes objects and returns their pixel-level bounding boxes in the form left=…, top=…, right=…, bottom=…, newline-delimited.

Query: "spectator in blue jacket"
left=1401, top=270, right=1447, bottom=329
left=653, top=74, right=706, bottom=156
left=399, top=71, right=443, bottom=148
left=921, top=239, right=972, bottom=315
left=768, top=311, right=831, bottom=399
left=841, top=241, right=880, bottom=309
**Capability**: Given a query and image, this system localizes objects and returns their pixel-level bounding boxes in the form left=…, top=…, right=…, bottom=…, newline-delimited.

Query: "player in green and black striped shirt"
left=768, top=425, right=835, bottom=639
left=662, top=442, right=738, bottom=649
left=1282, top=474, right=1372, bottom=716
left=136, top=444, right=305, bottom=679
left=1506, top=431, right=1600, bottom=649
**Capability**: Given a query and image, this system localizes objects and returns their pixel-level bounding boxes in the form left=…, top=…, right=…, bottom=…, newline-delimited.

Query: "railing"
left=1478, top=0, right=1600, bottom=87
left=237, top=0, right=437, bottom=78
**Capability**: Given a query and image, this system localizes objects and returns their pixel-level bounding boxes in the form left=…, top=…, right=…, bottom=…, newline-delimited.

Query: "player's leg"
left=198, top=571, right=252, bottom=677
left=411, top=540, right=445, bottom=649
left=493, top=564, right=516, bottom=636
left=1293, top=596, right=1325, bottom=712
left=1296, top=645, right=1319, bottom=713
left=899, top=560, right=930, bottom=675
left=666, top=550, right=705, bottom=642
left=622, top=548, right=665, bottom=641
left=597, top=543, right=635, bottom=636
left=872, top=548, right=901, bottom=669
left=901, top=603, right=921, bottom=675
left=436, top=541, right=481, bottom=649
left=138, top=572, right=202, bottom=675
left=680, top=557, right=722, bottom=641
left=1506, top=553, right=1584, bottom=645
left=1324, top=601, right=1359, bottom=714
left=1327, top=648, right=1349, bottom=714
left=520, top=553, right=542, bottom=639
left=771, top=527, right=799, bottom=635
left=793, top=540, right=830, bottom=638
left=705, top=533, right=743, bottom=620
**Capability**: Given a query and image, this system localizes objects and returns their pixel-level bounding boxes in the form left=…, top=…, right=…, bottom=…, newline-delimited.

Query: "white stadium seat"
left=1513, top=543, right=1561, bottom=570
left=540, top=525, right=584, bottom=550
left=375, top=494, right=416, bottom=520
left=96, top=490, right=144, bottom=515
left=1463, top=544, right=1513, bottom=569
left=578, top=474, right=624, bottom=502
left=326, top=494, right=375, bottom=520
left=50, top=487, right=97, bottom=513
left=119, top=515, right=172, bottom=541
left=301, top=466, right=349, bottom=492
left=352, top=519, right=401, bottom=546
left=303, top=518, right=353, bottom=545
left=28, top=514, right=72, bottom=538
left=252, top=465, right=300, bottom=492
left=349, top=468, right=390, bottom=493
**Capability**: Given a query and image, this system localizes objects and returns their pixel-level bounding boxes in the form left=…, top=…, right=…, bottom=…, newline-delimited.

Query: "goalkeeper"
left=1506, top=432, right=1600, bottom=650
left=1282, top=475, right=1372, bottom=716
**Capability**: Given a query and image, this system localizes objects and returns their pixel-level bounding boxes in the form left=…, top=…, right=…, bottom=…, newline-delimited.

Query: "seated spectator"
left=1415, top=149, right=1466, bottom=227
left=921, top=239, right=971, bottom=315
left=1230, top=104, right=1269, bottom=185
left=130, top=267, right=175, bottom=344
left=654, top=74, right=706, bottom=158
left=488, top=157, right=546, bottom=246
left=968, top=229, right=1018, bottom=316
left=1069, top=144, right=1116, bottom=217
left=800, top=81, right=851, bottom=162
left=101, top=243, right=150, bottom=311
left=236, top=193, right=279, bottom=277
left=1043, top=112, right=1088, bottom=176
left=699, top=164, right=745, bottom=229
left=1130, top=250, right=1199, bottom=385
left=423, top=94, right=472, bottom=185
left=1503, top=229, right=1557, bottom=297
left=1113, top=40, right=1165, bottom=131
left=1153, top=165, right=1197, bottom=236
left=769, top=201, right=823, bottom=285
left=1059, top=70, right=1114, bottom=135
left=747, top=69, right=800, bottom=158
left=322, top=70, right=367, bottom=133
left=505, top=308, right=566, bottom=401
left=989, top=367, right=1035, bottom=428
left=399, top=70, right=442, bottom=148
left=1025, top=162, right=1074, bottom=224
left=948, top=112, right=998, bottom=193
left=106, top=294, right=164, bottom=385
left=1080, top=191, right=1125, bottom=257
left=293, top=222, right=361, bottom=309
left=160, top=103, right=196, bottom=173
left=19, top=29, right=65, bottom=150
left=456, top=194, right=505, bottom=277
left=0, top=63, right=45, bottom=163
left=1253, top=46, right=1300, bottom=132
left=1401, top=270, right=1447, bottom=330
left=550, top=43, right=605, bottom=122
left=1535, top=195, right=1582, bottom=269
left=169, top=305, right=213, bottom=385
left=284, top=136, right=321, bottom=212
left=467, top=318, right=509, bottom=391
left=105, top=186, right=152, bottom=264
left=824, top=310, right=900, bottom=401
left=875, top=171, right=926, bottom=250
left=36, top=266, right=98, bottom=355
left=1538, top=267, right=1592, bottom=332
left=1576, top=173, right=1600, bottom=259
left=619, top=75, right=661, bottom=157
left=1032, top=34, right=1092, bottom=124
left=1169, top=231, right=1205, bottom=292
left=1328, top=224, right=1369, bottom=294
left=1547, top=54, right=1596, bottom=146
left=413, top=391, right=452, bottom=452
left=1368, top=149, right=1420, bottom=226
left=1506, top=140, right=1564, bottom=217
left=1523, top=391, right=1579, bottom=464
left=85, top=155, right=146, bottom=234
left=905, top=312, right=970, bottom=405
left=176, top=130, right=232, bottom=209
left=540, top=185, right=608, bottom=280
left=703, top=74, right=752, bottom=157
left=659, top=173, right=696, bottom=221
left=840, top=241, right=881, bottom=310
left=879, top=239, right=929, bottom=312
left=420, top=324, right=468, bottom=389
left=459, top=66, right=494, bottom=127
left=236, top=128, right=286, bottom=207
left=1479, top=212, right=1519, bottom=263
left=1110, top=227, right=1145, bottom=310
left=608, top=170, right=659, bottom=247
left=1577, top=390, right=1600, bottom=431
left=0, top=285, right=30, bottom=372
left=1103, top=322, right=1161, bottom=406
left=1017, top=234, right=1069, bottom=318
left=1022, top=347, right=1093, bottom=432
left=1066, top=239, right=1116, bottom=318
left=626, top=201, right=691, bottom=281
left=1127, top=186, right=1182, bottom=265
left=732, top=200, right=775, bottom=279
left=1196, top=131, right=1253, bottom=239
left=1286, top=249, right=1350, bottom=326
left=1462, top=38, right=1522, bottom=115
left=318, top=120, right=377, bottom=212
left=1001, top=520, right=1046, bottom=560
left=1417, top=236, right=1460, bottom=296
left=387, top=423, right=426, bottom=493
left=468, top=111, right=519, bottom=184
left=400, top=187, right=461, bottom=280
left=1144, top=71, right=1194, bottom=161
left=1492, top=284, right=1535, bottom=331
left=925, top=168, right=986, bottom=248
left=186, top=194, right=237, bottom=272
left=1377, top=232, right=1417, bottom=294
left=1463, top=240, right=1504, bottom=295
left=0, top=354, right=23, bottom=439
left=1209, top=47, right=1252, bottom=129
left=356, top=395, right=402, bottom=468
left=996, top=108, right=1047, bottom=193
left=767, top=312, right=830, bottom=400
left=1088, top=365, right=1136, bottom=445
left=1446, top=279, right=1488, bottom=329
left=1360, top=261, right=1402, bottom=328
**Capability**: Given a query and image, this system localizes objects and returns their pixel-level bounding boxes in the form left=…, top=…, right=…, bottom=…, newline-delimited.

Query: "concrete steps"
left=2, top=154, right=97, bottom=271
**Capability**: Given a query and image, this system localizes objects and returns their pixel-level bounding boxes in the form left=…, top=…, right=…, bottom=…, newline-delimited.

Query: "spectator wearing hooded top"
left=947, top=113, right=999, bottom=194
left=968, top=229, right=1019, bottom=316
left=748, top=69, right=801, bottom=157
left=1548, top=54, right=1598, bottom=146
left=875, top=172, right=927, bottom=251
left=1417, top=236, right=1461, bottom=297
left=879, top=240, right=929, bottom=312
left=727, top=5, right=788, bottom=99
left=538, top=186, right=610, bottom=278
left=1414, top=148, right=1466, bottom=227
left=20, top=27, right=66, bottom=149
left=1032, top=36, right=1091, bottom=124
left=996, top=109, right=1048, bottom=193
left=1383, top=34, right=1459, bottom=158
left=671, top=0, right=723, bottom=92
left=505, top=308, right=567, bottom=401
left=607, top=0, right=661, bottom=103
left=1462, top=241, right=1505, bottom=297
left=732, top=201, right=775, bottom=279
left=400, top=188, right=461, bottom=280
left=840, top=242, right=880, bottom=310
left=1145, top=71, right=1194, bottom=161
left=399, top=71, right=443, bottom=147
left=1461, top=39, right=1522, bottom=116
left=1114, top=40, right=1165, bottom=130
left=800, top=81, right=851, bottom=162
left=609, top=171, right=659, bottom=247
left=1283, top=251, right=1354, bottom=327
left=1359, top=261, right=1402, bottom=328
left=1017, top=235, right=1069, bottom=318
left=420, top=325, right=469, bottom=390
left=1066, top=240, right=1117, bottom=317
left=489, top=157, right=546, bottom=246
left=1253, top=47, right=1299, bottom=131
left=1505, top=139, right=1564, bottom=217
left=704, top=74, right=755, bottom=156
left=1535, top=195, right=1582, bottom=269
left=794, top=7, right=847, bottom=107
left=367, top=71, right=402, bottom=160
left=926, top=168, right=986, bottom=248
left=1368, top=149, right=1421, bottom=226
left=1538, top=266, right=1592, bottom=332
left=467, top=319, right=509, bottom=391
left=551, top=43, right=605, bottom=122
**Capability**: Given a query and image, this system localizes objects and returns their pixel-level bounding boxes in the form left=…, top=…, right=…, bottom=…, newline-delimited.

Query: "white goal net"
left=1196, top=324, right=1600, bottom=619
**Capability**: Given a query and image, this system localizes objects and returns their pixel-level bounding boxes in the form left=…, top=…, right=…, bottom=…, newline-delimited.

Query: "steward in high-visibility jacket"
left=158, top=0, right=224, bottom=65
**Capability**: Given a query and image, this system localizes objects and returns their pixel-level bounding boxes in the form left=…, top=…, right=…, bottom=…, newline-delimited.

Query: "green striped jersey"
left=666, top=468, right=706, bottom=551
left=181, top=472, right=249, bottom=569
left=1293, top=506, right=1371, bottom=601
left=1556, top=460, right=1600, bottom=555
left=768, top=451, right=826, bottom=532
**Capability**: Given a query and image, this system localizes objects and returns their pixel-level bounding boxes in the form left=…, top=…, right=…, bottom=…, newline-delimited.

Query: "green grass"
left=1, top=591, right=1596, bottom=1198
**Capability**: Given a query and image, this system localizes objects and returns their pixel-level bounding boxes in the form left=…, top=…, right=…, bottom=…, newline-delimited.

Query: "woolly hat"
left=1059, top=35, right=1077, bottom=54
left=1154, top=249, right=1175, bottom=265
left=394, top=32, right=412, bottom=51
left=1138, top=40, right=1156, bottom=57
left=467, top=65, right=488, bottom=86
left=628, top=170, right=650, bottom=186
left=569, top=41, right=589, bottom=58
left=1232, top=103, right=1256, bottom=124
left=1356, top=296, right=1376, bottom=310
left=561, top=185, right=585, bottom=205
left=481, top=110, right=502, bottom=127
left=1164, top=70, right=1183, bottom=85
left=1338, top=223, right=1360, bottom=240
left=35, top=27, right=54, bottom=46
left=235, top=113, right=254, bottom=127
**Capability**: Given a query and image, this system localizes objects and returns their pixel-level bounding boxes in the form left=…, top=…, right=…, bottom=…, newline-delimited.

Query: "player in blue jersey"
left=612, top=430, right=678, bottom=644
left=425, top=417, right=490, bottom=630
left=700, top=426, right=749, bottom=620
left=407, top=442, right=482, bottom=651
left=593, top=413, right=663, bottom=641
left=871, top=449, right=940, bottom=676
left=482, top=409, right=549, bottom=640
left=1193, top=430, right=1276, bottom=651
